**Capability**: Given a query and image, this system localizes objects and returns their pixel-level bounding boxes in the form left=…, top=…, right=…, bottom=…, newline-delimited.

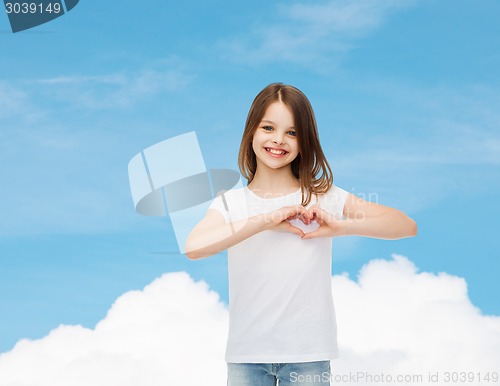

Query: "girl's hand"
left=301, top=205, right=343, bottom=239
left=266, top=205, right=312, bottom=237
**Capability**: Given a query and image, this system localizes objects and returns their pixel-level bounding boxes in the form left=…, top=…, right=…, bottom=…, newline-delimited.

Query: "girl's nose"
left=273, top=134, right=284, bottom=145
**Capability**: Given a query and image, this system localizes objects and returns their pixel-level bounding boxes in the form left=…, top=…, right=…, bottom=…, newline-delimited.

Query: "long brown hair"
left=238, top=83, right=333, bottom=206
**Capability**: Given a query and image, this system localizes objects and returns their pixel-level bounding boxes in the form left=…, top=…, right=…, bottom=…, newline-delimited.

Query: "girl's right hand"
left=266, top=205, right=312, bottom=237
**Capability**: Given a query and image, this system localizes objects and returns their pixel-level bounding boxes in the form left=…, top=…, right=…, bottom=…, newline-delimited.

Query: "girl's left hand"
left=301, top=205, right=344, bottom=239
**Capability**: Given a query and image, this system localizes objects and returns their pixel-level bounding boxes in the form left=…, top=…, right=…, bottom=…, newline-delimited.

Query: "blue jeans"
left=227, top=361, right=331, bottom=385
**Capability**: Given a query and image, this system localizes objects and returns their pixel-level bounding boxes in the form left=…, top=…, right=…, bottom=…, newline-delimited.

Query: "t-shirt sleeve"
left=320, top=185, right=349, bottom=220
left=208, top=193, right=230, bottom=223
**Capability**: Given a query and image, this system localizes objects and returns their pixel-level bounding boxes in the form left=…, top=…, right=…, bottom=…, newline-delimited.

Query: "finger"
left=274, top=220, right=305, bottom=236
left=298, top=213, right=310, bottom=225
left=295, top=205, right=308, bottom=216
left=300, top=206, right=313, bottom=221
left=309, top=204, right=322, bottom=220
left=287, top=224, right=305, bottom=237
left=309, top=206, right=330, bottom=222
left=286, top=205, right=305, bottom=218
left=301, top=228, right=327, bottom=239
left=286, top=206, right=308, bottom=223
left=308, top=204, right=320, bottom=212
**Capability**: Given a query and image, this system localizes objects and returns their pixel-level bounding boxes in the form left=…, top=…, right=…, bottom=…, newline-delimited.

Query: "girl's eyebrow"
left=261, top=119, right=295, bottom=129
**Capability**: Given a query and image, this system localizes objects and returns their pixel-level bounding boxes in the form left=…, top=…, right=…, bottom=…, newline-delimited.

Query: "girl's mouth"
left=264, top=147, right=288, bottom=158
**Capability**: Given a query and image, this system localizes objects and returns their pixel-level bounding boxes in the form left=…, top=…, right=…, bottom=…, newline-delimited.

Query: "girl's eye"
left=262, top=126, right=273, bottom=131
left=287, top=131, right=297, bottom=136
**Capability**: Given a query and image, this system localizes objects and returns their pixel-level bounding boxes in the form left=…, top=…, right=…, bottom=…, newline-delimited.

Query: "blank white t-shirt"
left=209, top=184, right=349, bottom=363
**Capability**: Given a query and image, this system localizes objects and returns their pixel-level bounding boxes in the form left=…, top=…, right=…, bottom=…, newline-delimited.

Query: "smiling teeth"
left=266, top=148, right=286, bottom=155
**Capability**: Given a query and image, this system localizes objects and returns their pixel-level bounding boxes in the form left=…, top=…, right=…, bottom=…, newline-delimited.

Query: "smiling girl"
left=185, top=83, right=417, bottom=386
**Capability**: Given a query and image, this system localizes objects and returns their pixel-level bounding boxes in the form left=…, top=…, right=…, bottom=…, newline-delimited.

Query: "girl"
left=185, top=83, right=417, bottom=386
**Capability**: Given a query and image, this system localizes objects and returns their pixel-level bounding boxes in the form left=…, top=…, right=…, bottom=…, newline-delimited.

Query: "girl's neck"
left=248, top=167, right=300, bottom=197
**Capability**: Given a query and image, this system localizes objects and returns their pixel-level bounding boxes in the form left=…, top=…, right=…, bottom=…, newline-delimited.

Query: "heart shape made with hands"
left=287, top=217, right=320, bottom=234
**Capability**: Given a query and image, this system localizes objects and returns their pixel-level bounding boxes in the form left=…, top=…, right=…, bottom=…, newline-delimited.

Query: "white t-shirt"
left=209, top=184, right=349, bottom=363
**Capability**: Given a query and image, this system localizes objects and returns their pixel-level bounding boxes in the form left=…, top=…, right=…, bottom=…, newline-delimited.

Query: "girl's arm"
left=184, top=205, right=311, bottom=260
left=302, top=193, right=417, bottom=240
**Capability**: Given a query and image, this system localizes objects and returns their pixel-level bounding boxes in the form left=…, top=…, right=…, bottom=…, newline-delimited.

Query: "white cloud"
left=0, top=272, right=228, bottom=386
left=0, top=57, right=195, bottom=236
left=0, top=82, right=45, bottom=122
left=35, top=74, right=126, bottom=85
left=285, top=0, right=416, bottom=35
left=333, top=255, right=500, bottom=383
left=1, top=56, right=193, bottom=114
left=32, top=65, right=194, bottom=110
left=218, top=0, right=418, bottom=68
left=1, top=255, right=499, bottom=386
left=0, top=82, right=28, bottom=118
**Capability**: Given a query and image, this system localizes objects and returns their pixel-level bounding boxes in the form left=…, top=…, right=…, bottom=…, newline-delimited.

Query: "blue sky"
left=1, top=0, right=499, bottom=355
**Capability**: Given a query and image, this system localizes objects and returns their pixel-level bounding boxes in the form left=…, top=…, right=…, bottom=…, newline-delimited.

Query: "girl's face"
left=252, top=101, right=300, bottom=172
